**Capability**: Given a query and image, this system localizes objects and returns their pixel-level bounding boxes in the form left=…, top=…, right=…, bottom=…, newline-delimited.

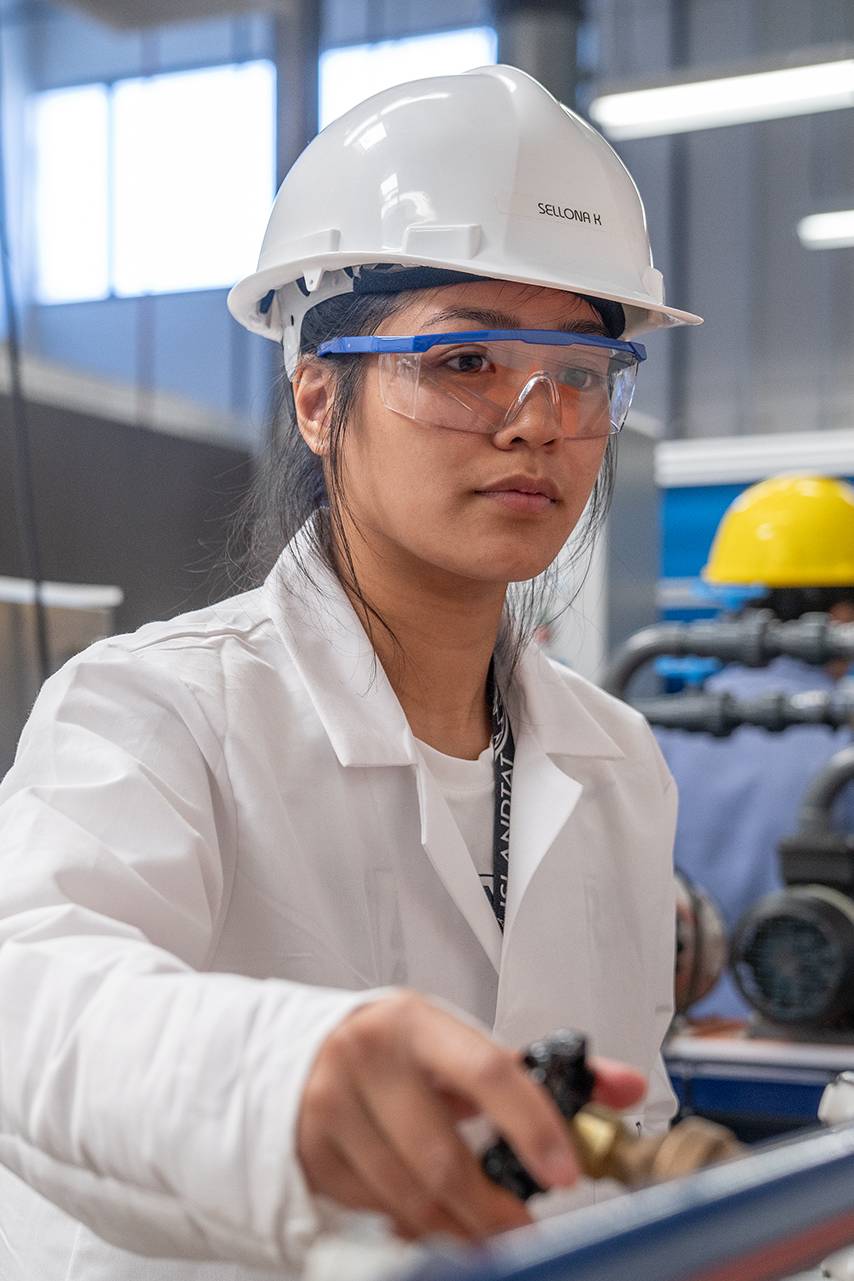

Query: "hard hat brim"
left=227, top=254, right=703, bottom=342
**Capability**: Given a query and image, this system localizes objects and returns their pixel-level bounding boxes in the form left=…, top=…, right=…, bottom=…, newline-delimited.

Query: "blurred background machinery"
left=605, top=609, right=854, bottom=1143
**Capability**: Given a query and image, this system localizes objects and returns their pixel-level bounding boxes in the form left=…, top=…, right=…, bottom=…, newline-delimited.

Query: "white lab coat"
left=0, top=531, right=677, bottom=1280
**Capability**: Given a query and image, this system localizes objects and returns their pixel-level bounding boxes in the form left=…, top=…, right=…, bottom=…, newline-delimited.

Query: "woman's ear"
left=292, top=359, right=335, bottom=456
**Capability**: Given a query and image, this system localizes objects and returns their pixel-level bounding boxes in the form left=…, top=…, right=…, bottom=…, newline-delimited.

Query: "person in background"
left=656, top=474, right=854, bottom=1020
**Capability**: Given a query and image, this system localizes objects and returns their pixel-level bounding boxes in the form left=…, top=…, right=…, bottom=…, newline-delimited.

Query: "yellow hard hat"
left=702, top=474, right=854, bottom=587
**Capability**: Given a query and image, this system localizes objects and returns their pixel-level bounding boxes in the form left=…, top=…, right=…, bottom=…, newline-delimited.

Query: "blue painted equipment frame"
left=407, top=1122, right=854, bottom=1281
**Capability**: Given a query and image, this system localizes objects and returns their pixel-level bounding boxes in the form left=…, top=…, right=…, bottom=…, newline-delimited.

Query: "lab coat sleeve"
left=0, top=644, right=393, bottom=1270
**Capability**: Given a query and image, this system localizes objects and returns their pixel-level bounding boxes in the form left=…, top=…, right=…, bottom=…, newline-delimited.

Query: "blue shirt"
left=656, top=657, right=854, bottom=1018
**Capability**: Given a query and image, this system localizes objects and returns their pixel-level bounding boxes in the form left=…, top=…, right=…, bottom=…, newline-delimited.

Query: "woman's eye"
left=559, top=368, right=596, bottom=390
left=444, top=351, right=490, bottom=374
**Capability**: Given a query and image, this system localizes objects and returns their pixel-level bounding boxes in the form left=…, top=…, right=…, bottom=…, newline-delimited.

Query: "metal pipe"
left=602, top=612, right=854, bottom=699
left=495, top=0, right=584, bottom=108
left=797, top=744, right=854, bottom=834
left=631, top=688, right=854, bottom=737
left=407, top=1122, right=854, bottom=1281
left=274, top=0, right=319, bottom=185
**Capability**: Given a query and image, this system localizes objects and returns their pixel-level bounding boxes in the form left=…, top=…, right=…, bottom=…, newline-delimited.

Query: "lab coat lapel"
left=500, top=646, right=624, bottom=942
left=502, top=732, right=582, bottom=941
left=415, top=763, right=503, bottom=972
left=264, top=534, right=414, bottom=768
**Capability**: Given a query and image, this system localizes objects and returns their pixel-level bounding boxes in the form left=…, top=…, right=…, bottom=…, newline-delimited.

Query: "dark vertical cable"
left=229, top=15, right=248, bottom=427
left=106, top=68, right=116, bottom=308
left=0, top=9, right=51, bottom=682
left=135, top=30, right=159, bottom=430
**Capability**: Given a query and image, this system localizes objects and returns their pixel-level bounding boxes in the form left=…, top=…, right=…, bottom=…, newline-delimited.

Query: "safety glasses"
left=316, top=329, right=646, bottom=438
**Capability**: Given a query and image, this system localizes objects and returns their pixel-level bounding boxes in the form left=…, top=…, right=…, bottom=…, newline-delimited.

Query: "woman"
left=0, top=65, right=701, bottom=1279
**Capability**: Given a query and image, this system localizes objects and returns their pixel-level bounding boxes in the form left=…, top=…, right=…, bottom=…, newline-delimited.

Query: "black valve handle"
left=480, top=1029, right=595, bottom=1201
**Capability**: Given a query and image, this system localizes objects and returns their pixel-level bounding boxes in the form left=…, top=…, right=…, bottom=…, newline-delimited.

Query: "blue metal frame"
left=316, top=329, right=648, bottom=360
left=670, top=1069, right=828, bottom=1125
left=404, top=1123, right=854, bottom=1281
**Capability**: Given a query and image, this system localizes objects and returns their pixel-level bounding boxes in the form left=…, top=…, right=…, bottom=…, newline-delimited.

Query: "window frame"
left=30, top=56, right=277, bottom=306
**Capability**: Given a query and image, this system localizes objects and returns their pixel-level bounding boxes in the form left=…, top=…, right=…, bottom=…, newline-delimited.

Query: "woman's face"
left=315, top=280, right=612, bottom=586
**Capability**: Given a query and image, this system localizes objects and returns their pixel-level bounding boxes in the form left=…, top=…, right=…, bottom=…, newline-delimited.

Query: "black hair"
left=226, top=284, right=618, bottom=684
left=745, top=586, right=854, bottom=623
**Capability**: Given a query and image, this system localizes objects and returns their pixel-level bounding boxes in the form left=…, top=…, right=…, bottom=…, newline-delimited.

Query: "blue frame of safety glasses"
left=316, top=328, right=648, bottom=360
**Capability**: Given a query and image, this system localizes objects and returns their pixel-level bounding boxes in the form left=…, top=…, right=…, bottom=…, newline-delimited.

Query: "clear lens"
left=377, top=339, right=638, bottom=437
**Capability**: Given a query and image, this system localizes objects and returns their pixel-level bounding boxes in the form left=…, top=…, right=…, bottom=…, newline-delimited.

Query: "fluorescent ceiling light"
left=797, top=210, right=854, bottom=250
left=589, top=55, right=854, bottom=138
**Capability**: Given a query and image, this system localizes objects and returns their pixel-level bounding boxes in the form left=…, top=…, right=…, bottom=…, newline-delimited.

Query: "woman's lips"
left=477, top=490, right=556, bottom=513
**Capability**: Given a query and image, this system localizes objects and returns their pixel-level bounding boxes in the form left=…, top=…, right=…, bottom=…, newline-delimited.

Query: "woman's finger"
left=352, top=1059, right=532, bottom=1238
left=397, top=998, right=580, bottom=1190
left=588, top=1056, right=648, bottom=1110
left=321, top=1078, right=485, bottom=1241
left=435, top=1088, right=482, bottom=1121
left=300, top=1142, right=450, bottom=1240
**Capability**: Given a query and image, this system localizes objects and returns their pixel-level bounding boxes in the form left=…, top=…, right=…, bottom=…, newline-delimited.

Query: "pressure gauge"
left=732, top=886, right=854, bottom=1030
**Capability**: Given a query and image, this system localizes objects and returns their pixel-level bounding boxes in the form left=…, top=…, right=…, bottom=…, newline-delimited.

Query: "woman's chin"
left=451, top=550, right=557, bottom=585
left=472, top=538, right=564, bottom=583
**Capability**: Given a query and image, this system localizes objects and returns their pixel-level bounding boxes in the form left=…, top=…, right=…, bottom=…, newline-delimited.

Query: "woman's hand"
left=296, top=992, right=646, bottom=1243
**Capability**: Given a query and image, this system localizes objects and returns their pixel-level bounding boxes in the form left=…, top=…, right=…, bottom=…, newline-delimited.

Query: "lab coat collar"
left=511, top=643, right=625, bottom=762
left=264, top=526, right=415, bottom=768
left=263, top=524, right=625, bottom=769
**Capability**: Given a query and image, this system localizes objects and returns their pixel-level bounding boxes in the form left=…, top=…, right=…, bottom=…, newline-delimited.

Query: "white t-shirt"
left=414, top=738, right=494, bottom=899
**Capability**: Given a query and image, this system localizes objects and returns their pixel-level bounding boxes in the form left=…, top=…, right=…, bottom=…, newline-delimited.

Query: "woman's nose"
left=492, top=371, right=564, bottom=446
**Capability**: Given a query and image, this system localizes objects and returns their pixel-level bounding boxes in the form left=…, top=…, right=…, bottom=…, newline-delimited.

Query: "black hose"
left=633, top=688, right=854, bottom=737
left=797, top=744, right=854, bottom=834
left=603, top=613, right=854, bottom=699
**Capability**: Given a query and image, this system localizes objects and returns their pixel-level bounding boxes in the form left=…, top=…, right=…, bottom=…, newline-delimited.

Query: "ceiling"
left=53, top=0, right=295, bottom=29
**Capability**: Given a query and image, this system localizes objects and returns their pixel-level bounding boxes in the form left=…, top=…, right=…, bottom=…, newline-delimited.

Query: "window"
left=33, top=85, right=111, bottom=304
left=31, top=60, right=276, bottom=304
left=318, top=26, right=498, bottom=130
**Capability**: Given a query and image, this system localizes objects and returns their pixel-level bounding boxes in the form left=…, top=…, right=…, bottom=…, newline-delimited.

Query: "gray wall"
left=0, top=394, right=252, bottom=635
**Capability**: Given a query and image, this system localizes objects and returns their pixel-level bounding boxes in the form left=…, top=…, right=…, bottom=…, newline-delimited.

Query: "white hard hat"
left=228, top=63, right=702, bottom=375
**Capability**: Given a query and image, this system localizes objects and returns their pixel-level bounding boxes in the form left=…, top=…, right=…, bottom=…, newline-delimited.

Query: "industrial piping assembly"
left=603, top=613, right=854, bottom=1032
left=601, top=611, right=854, bottom=701
left=629, top=687, right=854, bottom=737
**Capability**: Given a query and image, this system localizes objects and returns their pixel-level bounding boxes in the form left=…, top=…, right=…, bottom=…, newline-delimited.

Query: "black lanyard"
left=486, top=662, right=515, bottom=931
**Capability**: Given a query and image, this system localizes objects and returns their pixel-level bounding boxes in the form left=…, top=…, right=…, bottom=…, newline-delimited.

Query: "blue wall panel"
left=660, top=483, right=745, bottom=580
left=26, top=297, right=138, bottom=386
